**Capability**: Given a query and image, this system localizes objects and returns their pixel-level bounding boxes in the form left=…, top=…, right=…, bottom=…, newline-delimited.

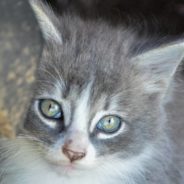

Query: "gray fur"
left=0, top=0, right=184, bottom=183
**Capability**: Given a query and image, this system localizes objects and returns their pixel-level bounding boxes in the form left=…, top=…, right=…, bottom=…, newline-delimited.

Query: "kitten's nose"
left=62, top=147, right=86, bottom=162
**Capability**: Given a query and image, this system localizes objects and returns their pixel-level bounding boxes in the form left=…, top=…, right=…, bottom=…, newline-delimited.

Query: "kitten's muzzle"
left=62, top=146, right=86, bottom=162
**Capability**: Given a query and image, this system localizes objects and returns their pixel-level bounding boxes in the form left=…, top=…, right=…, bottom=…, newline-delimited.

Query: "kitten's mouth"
left=48, top=160, right=87, bottom=175
left=61, top=163, right=76, bottom=172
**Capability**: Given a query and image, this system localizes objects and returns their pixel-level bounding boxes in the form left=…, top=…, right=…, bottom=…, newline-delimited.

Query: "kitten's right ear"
left=29, top=0, right=62, bottom=44
left=133, top=40, right=184, bottom=94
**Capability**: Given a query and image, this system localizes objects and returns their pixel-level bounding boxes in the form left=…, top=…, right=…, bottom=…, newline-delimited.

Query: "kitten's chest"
left=10, top=173, right=118, bottom=184
left=5, top=166, right=122, bottom=184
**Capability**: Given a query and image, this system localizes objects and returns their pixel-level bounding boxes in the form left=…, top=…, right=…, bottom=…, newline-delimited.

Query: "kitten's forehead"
left=35, top=16, right=156, bottom=119
left=37, top=68, right=120, bottom=107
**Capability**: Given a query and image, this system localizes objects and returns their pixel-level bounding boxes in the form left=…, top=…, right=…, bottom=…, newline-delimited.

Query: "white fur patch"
left=72, top=81, right=93, bottom=131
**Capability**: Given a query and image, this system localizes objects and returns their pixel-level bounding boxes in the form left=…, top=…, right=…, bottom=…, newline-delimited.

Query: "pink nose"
left=62, top=147, right=86, bottom=162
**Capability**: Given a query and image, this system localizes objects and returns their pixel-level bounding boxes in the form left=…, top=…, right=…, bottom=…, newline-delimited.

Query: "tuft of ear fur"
left=133, top=40, right=184, bottom=93
left=29, top=0, right=62, bottom=44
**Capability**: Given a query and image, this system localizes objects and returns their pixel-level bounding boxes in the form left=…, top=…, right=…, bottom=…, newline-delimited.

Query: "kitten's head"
left=20, top=0, right=184, bottom=178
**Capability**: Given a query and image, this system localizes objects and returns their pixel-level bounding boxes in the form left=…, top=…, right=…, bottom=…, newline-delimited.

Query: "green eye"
left=39, top=99, right=62, bottom=119
left=96, top=115, right=122, bottom=134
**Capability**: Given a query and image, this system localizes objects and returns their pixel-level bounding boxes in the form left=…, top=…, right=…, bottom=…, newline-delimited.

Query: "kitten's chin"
left=47, top=160, right=92, bottom=176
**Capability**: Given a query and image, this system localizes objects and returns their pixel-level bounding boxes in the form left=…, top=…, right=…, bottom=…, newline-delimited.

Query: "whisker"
left=51, top=65, right=66, bottom=90
left=38, top=67, right=60, bottom=83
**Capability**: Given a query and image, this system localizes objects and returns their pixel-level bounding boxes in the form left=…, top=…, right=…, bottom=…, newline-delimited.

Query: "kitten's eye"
left=96, top=115, right=122, bottom=134
left=39, top=99, right=62, bottom=119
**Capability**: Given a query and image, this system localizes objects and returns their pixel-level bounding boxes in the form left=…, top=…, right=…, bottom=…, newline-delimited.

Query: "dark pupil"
left=106, top=118, right=113, bottom=125
left=48, top=104, right=52, bottom=111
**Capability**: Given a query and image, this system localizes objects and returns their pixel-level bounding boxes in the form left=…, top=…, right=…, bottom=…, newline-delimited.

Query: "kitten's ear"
left=29, top=0, right=62, bottom=44
left=133, top=40, right=184, bottom=93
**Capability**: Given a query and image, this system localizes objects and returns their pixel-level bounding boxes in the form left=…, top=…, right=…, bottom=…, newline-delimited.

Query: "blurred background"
left=0, top=0, right=184, bottom=138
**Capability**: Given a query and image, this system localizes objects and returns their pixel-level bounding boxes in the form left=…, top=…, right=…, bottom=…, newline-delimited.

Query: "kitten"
left=0, top=0, right=184, bottom=183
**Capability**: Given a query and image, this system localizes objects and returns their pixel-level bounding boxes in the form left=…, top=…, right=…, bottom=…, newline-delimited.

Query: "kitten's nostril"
left=62, top=147, right=86, bottom=162
left=67, top=139, right=72, bottom=144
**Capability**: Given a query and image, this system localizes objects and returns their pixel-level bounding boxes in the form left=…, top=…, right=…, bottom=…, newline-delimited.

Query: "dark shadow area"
left=47, top=0, right=184, bottom=36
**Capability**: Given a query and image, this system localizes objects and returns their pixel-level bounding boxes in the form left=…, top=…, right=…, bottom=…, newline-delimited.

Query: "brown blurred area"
left=0, top=0, right=42, bottom=138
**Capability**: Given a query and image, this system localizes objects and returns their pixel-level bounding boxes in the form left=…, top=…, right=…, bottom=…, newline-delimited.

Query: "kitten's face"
left=22, top=0, right=184, bottom=177
left=24, top=49, right=157, bottom=175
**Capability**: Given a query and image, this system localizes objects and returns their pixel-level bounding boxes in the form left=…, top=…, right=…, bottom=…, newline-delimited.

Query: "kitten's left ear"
left=29, top=0, right=62, bottom=44
left=133, top=40, right=184, bottom=93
